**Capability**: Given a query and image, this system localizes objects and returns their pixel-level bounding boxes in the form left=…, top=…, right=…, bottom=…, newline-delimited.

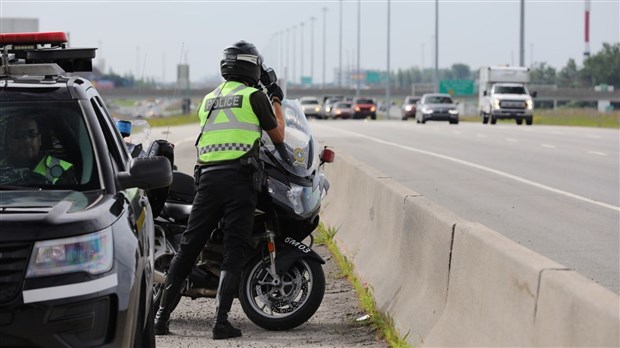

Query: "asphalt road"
left=152, top=120, right=620, bottom=294
left=309, top=119, right=620, bottom=294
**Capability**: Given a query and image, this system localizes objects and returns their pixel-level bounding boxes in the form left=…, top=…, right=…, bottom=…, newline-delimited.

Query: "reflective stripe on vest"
left=33, top=155, right=73, bottom=184
left=196, top=81, right=261, bottom=164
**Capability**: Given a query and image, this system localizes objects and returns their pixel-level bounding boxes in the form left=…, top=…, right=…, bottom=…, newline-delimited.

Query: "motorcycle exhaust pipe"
left=154, top=270, right=166, bottom=285
left=185, top=288, right=217, bottom=298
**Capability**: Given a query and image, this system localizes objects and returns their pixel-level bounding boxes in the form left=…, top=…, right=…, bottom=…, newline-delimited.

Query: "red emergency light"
left=0, top=32, right=68, bottom=46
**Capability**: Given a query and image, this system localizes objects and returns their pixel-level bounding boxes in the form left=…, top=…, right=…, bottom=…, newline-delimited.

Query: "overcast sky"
left=1, top=0, right=618, bottom=84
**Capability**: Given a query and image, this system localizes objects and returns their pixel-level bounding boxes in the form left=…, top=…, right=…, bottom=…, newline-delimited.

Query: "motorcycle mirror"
left=319, top=147, right=335, bottom=164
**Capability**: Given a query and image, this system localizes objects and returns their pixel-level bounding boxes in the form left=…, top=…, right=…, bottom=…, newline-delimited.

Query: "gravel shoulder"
left=156, top=244, right=388, bottom=347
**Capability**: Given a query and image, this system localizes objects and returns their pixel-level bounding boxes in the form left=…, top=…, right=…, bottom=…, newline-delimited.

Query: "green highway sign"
left=439, top=79, right=475, bottom=96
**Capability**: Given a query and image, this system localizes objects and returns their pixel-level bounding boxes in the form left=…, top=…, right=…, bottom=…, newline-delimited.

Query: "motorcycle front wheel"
left=239, top=256, right=325, bottom=331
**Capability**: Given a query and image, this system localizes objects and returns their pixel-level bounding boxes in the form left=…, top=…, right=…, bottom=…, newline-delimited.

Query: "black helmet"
left=220, top=41, right=262, bottom=86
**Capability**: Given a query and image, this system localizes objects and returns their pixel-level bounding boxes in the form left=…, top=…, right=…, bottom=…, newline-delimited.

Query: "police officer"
left=154, top=40, right=285, bottom=339
left=1, top=116, right=75, bottom=185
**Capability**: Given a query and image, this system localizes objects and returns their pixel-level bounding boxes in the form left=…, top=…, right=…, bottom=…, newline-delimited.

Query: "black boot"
left=212, top=271, right=242, bottom=339
left=154, top=280, right=183, bottom=335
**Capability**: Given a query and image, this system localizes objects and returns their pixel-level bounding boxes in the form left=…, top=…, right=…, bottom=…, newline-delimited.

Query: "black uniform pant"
left=166, top=168, right=257, bottom=284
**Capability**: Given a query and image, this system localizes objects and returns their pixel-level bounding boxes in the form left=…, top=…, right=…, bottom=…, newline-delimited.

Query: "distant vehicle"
left=329, top=101, right=354, bottom=119
left=415, top=93, right=459, bottom=124
left=478, top=66, right=537, bottom=125
left=401, top=96, right=420, bottom=120
left=321, top=95, right=345, bottom=119
left=299, top=96, right=322, bottom=118
left=352, top=97, right=377, bottom=120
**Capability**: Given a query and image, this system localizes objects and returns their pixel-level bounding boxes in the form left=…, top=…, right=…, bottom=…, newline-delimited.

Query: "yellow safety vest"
left=196, top=81, right=261, bottom=164
left=33, top=155, right=73, bottom=184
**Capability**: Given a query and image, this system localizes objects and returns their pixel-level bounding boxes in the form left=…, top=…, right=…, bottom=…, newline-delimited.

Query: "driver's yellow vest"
left=33, top=155, right=73, bottom=184
left=196, top=81, right=261, bottom=164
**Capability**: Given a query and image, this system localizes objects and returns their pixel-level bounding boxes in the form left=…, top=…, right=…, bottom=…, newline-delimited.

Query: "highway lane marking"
left=541, top=144, right=556, bottom=149
left=315, top=124, right=620, bottom=213
left=588, top=151, right=608, bottom=156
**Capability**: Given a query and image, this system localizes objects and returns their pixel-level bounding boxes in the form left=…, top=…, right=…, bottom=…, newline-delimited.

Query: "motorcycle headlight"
left=26, top=229, right=113, bottom=278
left=268, top=178, right=304, bottom=214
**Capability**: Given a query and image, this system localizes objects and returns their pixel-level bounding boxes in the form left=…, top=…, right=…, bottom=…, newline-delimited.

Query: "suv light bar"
left=0, top=32, right=68, bottom=46
left=0, top=31, right=95, bottom=73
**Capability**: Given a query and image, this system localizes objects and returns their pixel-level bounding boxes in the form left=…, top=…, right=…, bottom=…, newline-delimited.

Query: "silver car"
left=415, top=93, right=459, bottom=124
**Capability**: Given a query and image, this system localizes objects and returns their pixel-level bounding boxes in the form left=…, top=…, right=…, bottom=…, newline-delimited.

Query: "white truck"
left=478, top=66, right=537, bottom=125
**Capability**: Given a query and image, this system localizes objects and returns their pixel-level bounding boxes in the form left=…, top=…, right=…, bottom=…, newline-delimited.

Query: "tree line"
left=392, top=43, right=619, bottom=89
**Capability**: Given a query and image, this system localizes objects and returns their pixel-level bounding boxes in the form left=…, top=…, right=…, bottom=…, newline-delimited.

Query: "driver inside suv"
left=1, top=115, right=76, bottom=185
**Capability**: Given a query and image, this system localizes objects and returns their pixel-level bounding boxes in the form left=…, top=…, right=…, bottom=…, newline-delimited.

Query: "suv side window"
left=90, top=98, right=127, bottom=171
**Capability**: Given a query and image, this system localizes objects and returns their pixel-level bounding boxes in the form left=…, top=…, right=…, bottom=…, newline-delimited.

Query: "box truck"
left=478, top=66, right=537, bottom=125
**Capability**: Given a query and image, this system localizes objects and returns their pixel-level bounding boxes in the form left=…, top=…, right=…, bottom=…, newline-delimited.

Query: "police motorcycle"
left=150, top=98, right=335, bottom=331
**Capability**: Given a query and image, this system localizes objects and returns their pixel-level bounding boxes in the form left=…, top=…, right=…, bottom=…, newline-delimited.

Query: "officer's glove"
left=266, top=83, right=284, bottom=103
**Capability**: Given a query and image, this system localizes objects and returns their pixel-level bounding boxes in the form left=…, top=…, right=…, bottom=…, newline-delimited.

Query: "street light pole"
left=293, top=25, right=297, bottom=85
left=386, top=0, right=391, bottom=119
left=519, top=0, right=525, bottom=67
left=322, top=7, right=328, bottom=90
left=339, top=0, right=343, bottom=86
left=310, top=17, right=315, bottom=86
left=300, top=21, right=305, bottom=83
left=286, top=28, right=290, bottom=84
left=434, top=0, right=439, bottom=93
left=356, top=0, right=361, bottom=97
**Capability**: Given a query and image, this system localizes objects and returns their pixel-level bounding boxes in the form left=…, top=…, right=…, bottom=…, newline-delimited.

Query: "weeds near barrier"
left=315, top=224, right=411, bottom=348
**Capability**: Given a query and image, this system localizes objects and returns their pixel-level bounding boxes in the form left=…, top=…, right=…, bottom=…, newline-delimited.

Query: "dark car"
left=401, top=96, right=420, bottom=120
left=415, top=93, right=459, bottom=124
left=352, top=97, right=377, bottom=120
left=0, top=32, right=171, bottom=347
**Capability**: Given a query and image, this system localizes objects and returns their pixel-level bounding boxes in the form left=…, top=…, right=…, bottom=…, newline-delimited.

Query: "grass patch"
left=315, top=224, right=411, bottom=348
left=146, top=113, right=199, bottom=127
left=461, top=108, right=620, bottom=128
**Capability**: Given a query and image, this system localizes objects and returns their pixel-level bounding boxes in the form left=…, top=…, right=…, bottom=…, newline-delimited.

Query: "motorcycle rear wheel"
left=239, top=256, right=325, bottom=331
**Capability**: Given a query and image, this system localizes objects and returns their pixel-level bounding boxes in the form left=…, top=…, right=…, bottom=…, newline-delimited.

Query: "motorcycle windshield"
left=262, top=99, right=319, bottom=180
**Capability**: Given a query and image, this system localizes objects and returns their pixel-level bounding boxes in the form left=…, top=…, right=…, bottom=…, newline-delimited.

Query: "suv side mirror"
left=531, top=91, right=538, bottom=98
left=483, top=91, right=488, bottom=96
left=118, top=156, right=173, bottom=190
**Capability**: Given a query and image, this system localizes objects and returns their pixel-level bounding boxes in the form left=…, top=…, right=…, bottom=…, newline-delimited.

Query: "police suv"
left=0, top=32, right=172, bottom=347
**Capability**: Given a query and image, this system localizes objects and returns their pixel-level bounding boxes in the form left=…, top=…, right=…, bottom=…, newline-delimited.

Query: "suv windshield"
left=0, top=101, right=98, bottom=189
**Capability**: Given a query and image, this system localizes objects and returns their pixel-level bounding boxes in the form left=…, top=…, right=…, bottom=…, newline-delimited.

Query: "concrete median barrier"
left=321, top=152, right=620, bottom=347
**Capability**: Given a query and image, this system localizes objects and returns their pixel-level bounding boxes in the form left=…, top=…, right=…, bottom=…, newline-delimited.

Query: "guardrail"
left=320, top=153, right=619, bottom=347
